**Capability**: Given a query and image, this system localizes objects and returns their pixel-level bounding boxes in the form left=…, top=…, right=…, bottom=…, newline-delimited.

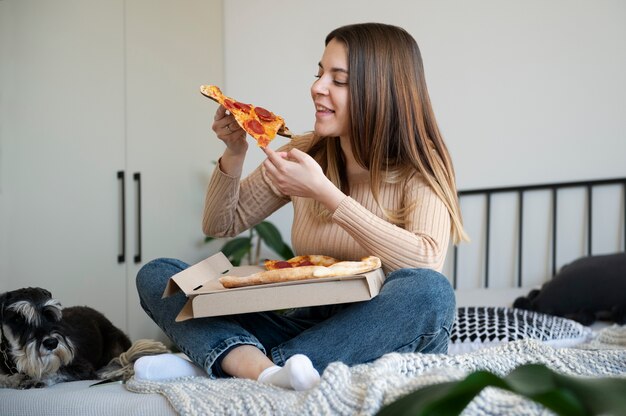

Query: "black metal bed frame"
left=451, top=177, right=626, bottom=289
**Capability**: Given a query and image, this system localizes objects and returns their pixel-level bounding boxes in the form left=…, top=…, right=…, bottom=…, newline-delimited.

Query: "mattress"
left=0, top=379, right=176, bottom=416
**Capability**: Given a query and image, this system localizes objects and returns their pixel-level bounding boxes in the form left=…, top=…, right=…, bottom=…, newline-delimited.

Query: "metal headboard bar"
left=484, top=193, right=491, bottom=287
left=517, top=191, right=524, bottom=287
left=587, top=184, right=593, bottom=256
left=452, top=177, right=626, bottom=289
left=551, top=188, right=557, bottom=277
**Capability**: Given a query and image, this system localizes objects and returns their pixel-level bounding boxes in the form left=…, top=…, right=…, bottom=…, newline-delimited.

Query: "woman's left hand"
left=262, top=147, right=345, bottom=211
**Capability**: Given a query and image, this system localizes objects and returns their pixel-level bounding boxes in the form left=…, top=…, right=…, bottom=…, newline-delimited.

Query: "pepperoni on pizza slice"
left=264, top=255, right=339, bottom=270
left=200, top=85, right=292, bottom=148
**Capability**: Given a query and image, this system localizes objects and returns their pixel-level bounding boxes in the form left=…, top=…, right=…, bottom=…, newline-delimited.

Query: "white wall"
left=218, top=0, right=626, bottom=282
left=222, top=0, right=626, bottom=187
left=0, top=1, right=8, bottom=290
left=1, top=1, right=624, bottom=290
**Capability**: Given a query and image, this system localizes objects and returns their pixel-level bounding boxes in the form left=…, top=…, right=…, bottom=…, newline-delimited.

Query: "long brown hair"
left=308, top=23, right=468, bottom=244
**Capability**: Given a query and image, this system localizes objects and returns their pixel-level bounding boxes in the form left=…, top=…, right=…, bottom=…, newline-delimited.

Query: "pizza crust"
left=313, top=256, right=382, bottom=278
left=219, top=256, right=382, bottom=288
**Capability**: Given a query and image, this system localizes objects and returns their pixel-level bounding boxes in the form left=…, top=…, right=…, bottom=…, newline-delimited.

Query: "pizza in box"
left=219, top=255, right=381, bottom=288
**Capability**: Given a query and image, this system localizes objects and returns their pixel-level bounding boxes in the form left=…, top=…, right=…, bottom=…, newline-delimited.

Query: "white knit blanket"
left=126, top=325, right=626, bottom=416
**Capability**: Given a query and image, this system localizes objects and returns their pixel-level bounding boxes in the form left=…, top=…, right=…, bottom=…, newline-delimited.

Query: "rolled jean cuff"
left=204, top=337, right=266, bottom=379
left=269, top=345, right=286, bottom=367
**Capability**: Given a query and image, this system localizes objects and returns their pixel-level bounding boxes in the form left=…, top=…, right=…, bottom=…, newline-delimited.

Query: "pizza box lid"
left=163, top=252, right=386, bottom=321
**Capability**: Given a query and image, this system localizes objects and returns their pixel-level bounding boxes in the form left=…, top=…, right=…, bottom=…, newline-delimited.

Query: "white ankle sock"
left=134, top=353, right=206, bottom=381
left=257, top=354, right=320, bottom=391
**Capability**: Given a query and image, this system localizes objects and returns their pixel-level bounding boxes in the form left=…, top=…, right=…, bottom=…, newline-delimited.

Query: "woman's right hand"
left=212, top=105, right=248, bottom=155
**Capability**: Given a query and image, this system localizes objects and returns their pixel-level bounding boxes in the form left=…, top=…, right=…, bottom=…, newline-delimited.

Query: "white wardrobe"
left=0, top=0, right=224, bottom=341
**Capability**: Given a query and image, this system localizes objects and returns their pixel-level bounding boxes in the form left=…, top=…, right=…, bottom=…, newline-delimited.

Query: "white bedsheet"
left=0, top=379, right=176, bottom=416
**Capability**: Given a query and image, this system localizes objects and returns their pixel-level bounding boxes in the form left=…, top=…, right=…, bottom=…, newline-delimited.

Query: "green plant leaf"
left=376, top=380, right=460, bottom=416
left=221, top=237, right=251, bottom=266
left=229, top=246, right=250, bottom=266
left=530, top=389, right=586, bottom=416
left=204, top=236, right=216, bottom=243
left=221, top=237, right=251, bottom=256
left=375, top=364, right=626, bottom=416
left=424, top=371, right=510, bottom=415
left=254, top=221, right=292, bottom=259
left=277, top=242, right=295, bottom=260
left=378, top=371, right=507, bottom=416
left=549, top=369, right=626, bottom=415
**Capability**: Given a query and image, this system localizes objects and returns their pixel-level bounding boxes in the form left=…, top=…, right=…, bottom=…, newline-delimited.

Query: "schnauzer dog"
left=0, top=287, right=131, bottom=389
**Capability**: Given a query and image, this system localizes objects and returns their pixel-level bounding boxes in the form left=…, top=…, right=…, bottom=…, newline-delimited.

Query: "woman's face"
left=311, top=38, right=350, bottom=138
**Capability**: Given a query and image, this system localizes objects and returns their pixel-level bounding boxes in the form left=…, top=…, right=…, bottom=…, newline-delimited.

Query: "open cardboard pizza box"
left=163, top=252, right=386, bottom=321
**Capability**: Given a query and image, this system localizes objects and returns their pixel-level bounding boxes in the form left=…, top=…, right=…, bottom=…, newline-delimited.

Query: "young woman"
left=135, top=22, right=467, bottom=391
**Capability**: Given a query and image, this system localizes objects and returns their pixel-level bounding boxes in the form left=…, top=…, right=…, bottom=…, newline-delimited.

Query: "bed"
left=2, top=177, right=625, bottom=416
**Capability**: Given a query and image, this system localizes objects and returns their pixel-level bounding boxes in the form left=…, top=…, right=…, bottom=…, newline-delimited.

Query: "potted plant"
left=205, top=221, right=294, bottom=266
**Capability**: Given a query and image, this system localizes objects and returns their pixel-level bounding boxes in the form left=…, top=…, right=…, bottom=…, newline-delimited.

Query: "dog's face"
left=0, top=287, right=75, bottom=379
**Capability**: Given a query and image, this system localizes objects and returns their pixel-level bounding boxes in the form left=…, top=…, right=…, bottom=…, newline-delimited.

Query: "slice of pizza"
left=264, top=255, right=339, bottom=270
left=200, top=84, right=293, bottom=148
left=219, top=256, right=381, bottom=288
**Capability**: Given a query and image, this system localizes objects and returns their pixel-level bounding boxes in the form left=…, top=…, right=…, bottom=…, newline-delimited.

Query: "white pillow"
left=448, top=306, right=594, bottom=355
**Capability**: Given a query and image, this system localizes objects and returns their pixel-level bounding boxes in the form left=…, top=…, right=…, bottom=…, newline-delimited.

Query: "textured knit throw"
left=125, top=325, right=626, bottom=416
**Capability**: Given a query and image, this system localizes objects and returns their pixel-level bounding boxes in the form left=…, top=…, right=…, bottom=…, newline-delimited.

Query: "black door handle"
left=117, top=171, right=125, bottom=263
left=133, top=172, right=142, bottom=263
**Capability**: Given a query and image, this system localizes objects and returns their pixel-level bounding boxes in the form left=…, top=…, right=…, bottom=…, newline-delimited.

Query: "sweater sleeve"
left=331, top=175, right=451, bottom=272
left=202, top=134, right=316, bottom=237
left=202, top=161, right=290, bottom=238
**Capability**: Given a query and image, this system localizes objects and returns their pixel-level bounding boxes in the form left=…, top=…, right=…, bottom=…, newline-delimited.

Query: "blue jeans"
left=136, top=258, right=456, bottom=378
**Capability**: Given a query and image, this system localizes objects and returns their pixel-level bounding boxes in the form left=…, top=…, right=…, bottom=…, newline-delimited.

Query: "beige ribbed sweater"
left=203, top=137, right=451, bottom=273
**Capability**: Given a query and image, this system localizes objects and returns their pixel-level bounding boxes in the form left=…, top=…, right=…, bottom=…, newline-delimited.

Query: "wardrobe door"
left=124, top=0, right=224, bottom=341
left=0, top=1, right=128, bottom=328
